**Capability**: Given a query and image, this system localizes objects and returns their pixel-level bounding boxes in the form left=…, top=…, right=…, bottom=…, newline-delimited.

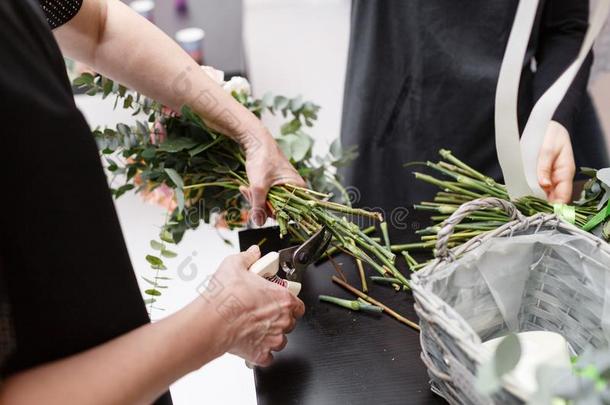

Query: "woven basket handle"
left=435, top=197, right=525, bottom=259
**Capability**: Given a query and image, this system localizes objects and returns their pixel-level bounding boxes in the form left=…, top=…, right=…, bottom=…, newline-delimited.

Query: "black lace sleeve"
left=38, top=0, right=83, bottom=29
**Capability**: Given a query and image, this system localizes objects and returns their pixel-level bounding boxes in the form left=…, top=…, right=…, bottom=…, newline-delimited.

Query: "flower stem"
left=331, top=276, right=420, bottom=331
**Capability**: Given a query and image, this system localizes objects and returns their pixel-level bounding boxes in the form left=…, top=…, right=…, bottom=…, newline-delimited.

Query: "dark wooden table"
left=239, top=225, right=446, bottom=405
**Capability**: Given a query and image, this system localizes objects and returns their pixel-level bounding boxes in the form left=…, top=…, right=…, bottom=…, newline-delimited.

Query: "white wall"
left=243, top=0, right=351, bottom=156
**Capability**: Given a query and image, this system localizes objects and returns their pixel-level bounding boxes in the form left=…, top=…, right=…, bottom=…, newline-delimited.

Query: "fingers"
left=270, top=171, right=307, bottom=188
left=270, top=334, right=288, bottom=352
left=538, top=121, right=575, bottom=203
left=255, top=351, right=274, bottom=368
left=550, top=180, right=573, bottom=204
left=537, top=129, right=556, bottom=191
left=537, top=146, right=554, bottom=190
left=248, top=184, right=269, bottom=226
left=238, top=245, right=261, bottom=268
left=239, top=185, right=251, bottom=204
left=292, top=296, right=305, bottom=318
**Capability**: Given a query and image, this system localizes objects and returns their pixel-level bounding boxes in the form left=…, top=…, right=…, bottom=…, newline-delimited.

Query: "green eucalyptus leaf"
left=261, top=92, right=274, bottom=108
left=274, top=95, right=289, bottom=110
left=102, top=77, right=114, bottom=99
left=290, top=95, right=304, bottom=111
left=159, top=230, right=174, bottom=244
left=144, top=289, right=162, bottom=297
left=175, top=188, right=185, bottom=214
left=114, top=183, right=134, bottom=198
left=117, top=123, right=131, bottom=138
left=158, top=137, right=198, bottom=153
left=141, top=148, right=156, bottom=160
left=150, top=240, right=165, bottom=251
left=161, top=249, right=178, bottom=258
left=281, top=119, right=301, bottom=135
left=276, top=137, right=292, bottom=159
left=213, top=166, right=232, bottom=174
left=330, top=138, right=343, bottom=158
left=145, top=255, right=164, bottom=267
left=164, top=168, right=184, bottom=188
left=290, top=133, right=313, bottom=161
left=118, top=85, right=127, bottom=97
left=73, top=72, right=94, bottom=87
left=123, top=94, right=134, bottom=109
left=136, top=121, right=149, bottom=137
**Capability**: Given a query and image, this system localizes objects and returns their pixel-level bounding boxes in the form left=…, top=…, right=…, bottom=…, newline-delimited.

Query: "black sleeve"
left=0, top=1, right=172, bottom=403
left=533, top=0, right=592, bottom=135
left=38, top=0, right=83, bottom=29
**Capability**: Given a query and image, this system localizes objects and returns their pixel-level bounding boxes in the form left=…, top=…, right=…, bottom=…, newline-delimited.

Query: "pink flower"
left=141, top=183, right=178, bottom=212
left=150, top=121, right=168, bottom=145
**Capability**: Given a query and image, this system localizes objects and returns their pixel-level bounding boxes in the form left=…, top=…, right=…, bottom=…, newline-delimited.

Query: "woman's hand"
left=200, top=245, right=305, bottom=366
left=240, top=129, right=306, bottom=226
left=537, top=120, right=576, bottom=203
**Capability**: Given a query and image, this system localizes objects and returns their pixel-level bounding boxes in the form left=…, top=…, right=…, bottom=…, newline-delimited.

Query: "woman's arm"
left=53, top=0, right=304, bottom=225
left=0, top=246, right=304, bottom=405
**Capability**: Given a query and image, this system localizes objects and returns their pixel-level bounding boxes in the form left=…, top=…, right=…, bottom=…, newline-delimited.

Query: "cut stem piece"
left=331, top=276, right=420, bottom=331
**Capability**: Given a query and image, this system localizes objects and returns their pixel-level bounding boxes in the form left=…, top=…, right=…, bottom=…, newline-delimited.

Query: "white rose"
left=200, top=65, right=225, bottom=85
left=222, top=76, right=251, bottom=96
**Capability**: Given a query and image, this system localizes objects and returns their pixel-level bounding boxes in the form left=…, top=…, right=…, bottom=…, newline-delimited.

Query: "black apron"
left=0, top=1, right=172, bottom=403
left=340, top=0, right=608, bottom=227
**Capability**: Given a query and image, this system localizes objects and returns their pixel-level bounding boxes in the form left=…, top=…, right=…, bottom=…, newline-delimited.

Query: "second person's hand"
left=537, top=120, right=576, bottom=204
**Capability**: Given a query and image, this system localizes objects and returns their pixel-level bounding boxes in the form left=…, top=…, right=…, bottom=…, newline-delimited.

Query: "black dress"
left=0, top=1, right=172, bottom=403
left=340, top=0, right=609, bottom=232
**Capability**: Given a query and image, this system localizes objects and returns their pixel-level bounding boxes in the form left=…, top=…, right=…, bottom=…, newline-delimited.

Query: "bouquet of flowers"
left=73, top=69, right=409, bottom=312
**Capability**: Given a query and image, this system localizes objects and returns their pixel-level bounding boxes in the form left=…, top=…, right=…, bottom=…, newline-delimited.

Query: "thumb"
left=240, top=245, right=261, bottom=268
left=249, top=184, right=269, bottom=227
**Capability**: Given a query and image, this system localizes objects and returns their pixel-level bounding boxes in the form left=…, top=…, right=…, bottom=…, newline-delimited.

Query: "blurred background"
left=72, top=1, right=610, bottom=404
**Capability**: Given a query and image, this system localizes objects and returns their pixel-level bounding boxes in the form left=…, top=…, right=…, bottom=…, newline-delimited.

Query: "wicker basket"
left=411, top=197, right=610, bottom=404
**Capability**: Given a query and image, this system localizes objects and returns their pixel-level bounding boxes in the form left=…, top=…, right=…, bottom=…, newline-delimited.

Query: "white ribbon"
left=495, top=0, right=610, bottom=200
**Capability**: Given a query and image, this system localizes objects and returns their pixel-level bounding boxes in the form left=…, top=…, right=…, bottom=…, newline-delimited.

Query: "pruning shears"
left=249, top=227, right=332, bottom=295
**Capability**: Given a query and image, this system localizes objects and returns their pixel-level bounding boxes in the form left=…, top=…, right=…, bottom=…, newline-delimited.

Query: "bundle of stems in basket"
left=395, top=149, right=605, bottom=260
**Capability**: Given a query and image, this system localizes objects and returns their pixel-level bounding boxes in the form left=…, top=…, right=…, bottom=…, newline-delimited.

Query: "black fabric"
left=39, top=0, right=83, bottom=29
left=340, top=0, right=608, bottom=233
left=0, top=259, right=16, bottom=380
left=0, top=0, right=172, bottom=403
